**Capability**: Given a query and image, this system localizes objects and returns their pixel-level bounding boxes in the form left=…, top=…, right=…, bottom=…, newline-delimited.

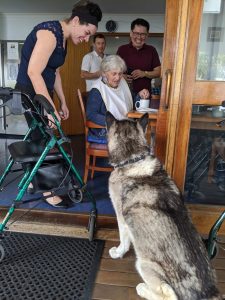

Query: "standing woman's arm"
left=27, top=29, right=61, bottom=122
left=54, top=68, right=69, bottom=120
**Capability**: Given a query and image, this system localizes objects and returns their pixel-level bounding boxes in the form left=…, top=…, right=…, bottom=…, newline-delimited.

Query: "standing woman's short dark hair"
left=67, top=1, right=102, bottom=26
left=131, top=18, right=150, bottom=32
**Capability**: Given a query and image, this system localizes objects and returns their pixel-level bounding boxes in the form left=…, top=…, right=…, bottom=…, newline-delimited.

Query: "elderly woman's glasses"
left=132, top=31, right=148, bottom=38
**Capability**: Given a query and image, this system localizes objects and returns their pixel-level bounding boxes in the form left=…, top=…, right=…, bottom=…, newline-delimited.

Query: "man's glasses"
left=132, top=31, right=148, bottom=38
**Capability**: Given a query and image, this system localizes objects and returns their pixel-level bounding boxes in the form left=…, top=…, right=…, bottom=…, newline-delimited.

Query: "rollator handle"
left=0, top=87, right=13, bottom=102
left=33, top=94, right=54, bottom=114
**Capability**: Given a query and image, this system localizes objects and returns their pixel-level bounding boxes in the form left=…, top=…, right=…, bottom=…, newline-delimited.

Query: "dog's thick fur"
left=106, top=112, right=221, bottom=300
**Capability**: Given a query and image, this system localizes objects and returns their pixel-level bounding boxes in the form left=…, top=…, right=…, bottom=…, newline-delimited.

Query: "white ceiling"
left=0, top=0, right=166, bottom=14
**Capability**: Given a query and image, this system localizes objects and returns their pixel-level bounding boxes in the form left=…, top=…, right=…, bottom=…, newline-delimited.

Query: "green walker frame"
left=0, top=89, right=97, bottom=261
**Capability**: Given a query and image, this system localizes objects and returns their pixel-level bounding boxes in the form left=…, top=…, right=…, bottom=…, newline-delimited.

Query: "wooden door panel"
left=53, top=39, right=91, bottom=135
left=155, top=0, right=179, bottom=163
left=170, top=0, right=204, bottom=188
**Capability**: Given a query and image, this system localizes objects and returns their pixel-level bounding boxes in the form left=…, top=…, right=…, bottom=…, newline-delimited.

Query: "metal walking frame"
left=0, top=88, right=97, bottom=261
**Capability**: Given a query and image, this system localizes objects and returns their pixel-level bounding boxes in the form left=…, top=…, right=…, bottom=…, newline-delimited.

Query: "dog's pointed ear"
left=106, top=111, right=116, bottom=130
left=139, top=113, right=149, bottom=132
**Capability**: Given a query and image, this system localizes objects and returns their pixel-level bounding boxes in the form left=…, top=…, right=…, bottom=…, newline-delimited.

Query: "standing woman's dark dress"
left=16, top=21, right=67, bottom=98
left=15, top=21, right=67, bottom=139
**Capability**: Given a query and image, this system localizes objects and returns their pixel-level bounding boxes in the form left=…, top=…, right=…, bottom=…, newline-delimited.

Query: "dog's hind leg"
left=136, top=282, right=177, bottom=300
left=109, top=220, right=131, bottom=259
left=136, top=259, right=178, bottom=300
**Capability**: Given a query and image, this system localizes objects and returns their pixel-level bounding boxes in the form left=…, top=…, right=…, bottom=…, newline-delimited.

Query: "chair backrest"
left=77, top=89, right=88, bottom=124
left=77, top=90, right=112, bottom=182
left=77, top=89, right=107, bottom=144
left=78, top=89, right=88, bottom=142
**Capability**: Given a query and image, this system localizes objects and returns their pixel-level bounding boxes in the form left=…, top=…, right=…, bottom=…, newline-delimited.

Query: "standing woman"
left=15, top=1, right=102, bottom=207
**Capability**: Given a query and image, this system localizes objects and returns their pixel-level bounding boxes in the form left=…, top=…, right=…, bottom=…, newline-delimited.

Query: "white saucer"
left=136, top=108, right=158, bottom=113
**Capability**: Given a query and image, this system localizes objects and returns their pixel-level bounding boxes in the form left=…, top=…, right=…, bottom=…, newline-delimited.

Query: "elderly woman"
left=86, top=55, right=149, bottom=143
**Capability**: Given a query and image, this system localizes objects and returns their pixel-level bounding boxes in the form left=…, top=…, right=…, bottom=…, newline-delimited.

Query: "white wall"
left=0, top=13, right=165, bottom=40
left=0, top=13, right=68, bottom=40
left=100, top=14, right=164, bottom=33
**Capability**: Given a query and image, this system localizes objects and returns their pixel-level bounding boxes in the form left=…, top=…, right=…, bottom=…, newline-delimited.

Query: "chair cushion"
left=8, top=141, right=64, bottom=163
left=89, top=143, right=108, bottom=150
left=87, top=128, right=107, bottom=144
left=87, top=136, right=107, bottom=144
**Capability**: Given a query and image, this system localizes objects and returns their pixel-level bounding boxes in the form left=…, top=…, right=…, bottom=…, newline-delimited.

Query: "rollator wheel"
left=88, top=210, right=97, bottom=242
left=68, top=186, right=83, bottom=203
left=0, top=244, right=5, bottom=262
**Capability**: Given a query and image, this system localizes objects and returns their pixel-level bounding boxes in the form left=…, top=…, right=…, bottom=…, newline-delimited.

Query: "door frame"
left=166, top=0, right=225, bottom=192
left=163, top=0, right=204, bottom=190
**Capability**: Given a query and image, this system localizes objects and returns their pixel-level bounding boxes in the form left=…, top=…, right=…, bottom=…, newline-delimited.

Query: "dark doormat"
left=0, top=232, right=105, bottom=300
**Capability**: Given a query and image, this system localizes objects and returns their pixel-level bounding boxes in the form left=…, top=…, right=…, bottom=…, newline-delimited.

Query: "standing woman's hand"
left=48, top=110, right=61, bottom=129
left=54, top=69, right=69, bottom=120
left=60, top=102, right=69, bottom=120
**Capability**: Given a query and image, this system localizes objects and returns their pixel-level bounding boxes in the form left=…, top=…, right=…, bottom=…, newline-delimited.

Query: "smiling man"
left=117, top=18, right=161, bottom=96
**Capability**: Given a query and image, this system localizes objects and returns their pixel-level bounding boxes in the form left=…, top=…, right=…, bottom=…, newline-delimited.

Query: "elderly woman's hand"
left=138, top=89, right=150, bottom=99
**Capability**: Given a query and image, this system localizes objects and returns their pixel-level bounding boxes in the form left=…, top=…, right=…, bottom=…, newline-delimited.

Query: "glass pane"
left=184, top=104, right=225, bottom=205
left=196, top=0, right=225, bottom=81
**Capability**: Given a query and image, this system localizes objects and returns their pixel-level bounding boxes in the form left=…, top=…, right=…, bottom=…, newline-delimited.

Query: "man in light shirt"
left=81, top=33, right=106, bottom=92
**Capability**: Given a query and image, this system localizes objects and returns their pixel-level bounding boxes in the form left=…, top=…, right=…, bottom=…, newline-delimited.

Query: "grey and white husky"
left=106, top=112, right=221, bottom=300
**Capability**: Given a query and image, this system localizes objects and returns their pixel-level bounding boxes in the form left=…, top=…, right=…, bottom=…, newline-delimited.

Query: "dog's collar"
left=113, top=149, right=151, bottom=169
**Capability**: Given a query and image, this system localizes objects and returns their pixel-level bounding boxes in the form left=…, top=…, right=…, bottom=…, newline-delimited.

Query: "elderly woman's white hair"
left=101, top=55, right=127, bottom=73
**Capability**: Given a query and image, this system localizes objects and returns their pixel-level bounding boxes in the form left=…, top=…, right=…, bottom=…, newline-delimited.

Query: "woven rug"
left=0, top=232, right=104, bottom=300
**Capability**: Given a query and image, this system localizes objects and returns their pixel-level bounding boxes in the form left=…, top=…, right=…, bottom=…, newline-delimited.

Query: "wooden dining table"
left=127, top=109, right=158, bottom=121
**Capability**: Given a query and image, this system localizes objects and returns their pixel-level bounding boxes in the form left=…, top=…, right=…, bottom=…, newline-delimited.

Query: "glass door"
left=184, top=0, right=225, bottom=205
left=169, top=0, right=225, bottom=206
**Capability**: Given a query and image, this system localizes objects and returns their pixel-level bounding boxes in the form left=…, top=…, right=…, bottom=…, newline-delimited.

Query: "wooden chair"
left=77, top=89, right=113, bottom=183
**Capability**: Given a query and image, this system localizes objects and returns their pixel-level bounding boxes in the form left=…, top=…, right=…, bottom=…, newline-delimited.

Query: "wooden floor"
left=93, top=239, right=225, bottom=300
left=0, top=213, right=224, bottom=299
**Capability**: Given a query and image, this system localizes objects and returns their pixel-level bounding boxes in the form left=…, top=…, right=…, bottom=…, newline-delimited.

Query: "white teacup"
left=135, top=99, right=150, bottom=110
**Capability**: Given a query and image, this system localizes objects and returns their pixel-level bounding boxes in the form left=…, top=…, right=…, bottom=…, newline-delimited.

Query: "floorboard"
left=93, top=239, right=225, bottom=299
left=92, top=284, right=140, bottom=300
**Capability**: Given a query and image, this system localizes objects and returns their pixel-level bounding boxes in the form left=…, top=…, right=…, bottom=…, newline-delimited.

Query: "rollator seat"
left=8, top=141, right=63, bottom=163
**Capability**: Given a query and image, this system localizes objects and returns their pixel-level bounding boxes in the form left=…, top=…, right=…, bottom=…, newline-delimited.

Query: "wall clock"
left=105, top=20, right=118, bottom=33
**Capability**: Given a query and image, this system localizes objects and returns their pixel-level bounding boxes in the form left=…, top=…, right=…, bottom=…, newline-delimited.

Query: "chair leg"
left=91, top=156, right=96, bottom=179
left=84, top=153, right=91, bottom=183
